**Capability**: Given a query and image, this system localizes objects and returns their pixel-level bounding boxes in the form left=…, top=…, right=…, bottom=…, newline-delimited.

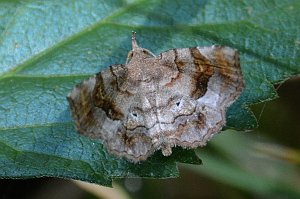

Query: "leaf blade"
left=0, top=0, right=299, bottom=185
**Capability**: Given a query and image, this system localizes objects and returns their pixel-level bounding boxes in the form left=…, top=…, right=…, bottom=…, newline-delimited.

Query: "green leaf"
left=0, top=123, right=201, bottom=186
left=0, top=0, right=299, bottom=185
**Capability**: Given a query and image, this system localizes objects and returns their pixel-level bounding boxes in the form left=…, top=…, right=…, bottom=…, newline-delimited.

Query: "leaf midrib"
left=0, top=121, right=74, bottom=131
left=0, top=0, right=148, bottom=79
left=2, top=0, right=298, bottom=79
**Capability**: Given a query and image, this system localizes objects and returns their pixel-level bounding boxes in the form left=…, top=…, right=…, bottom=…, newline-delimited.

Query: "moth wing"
left=155, top=46, right=244, bottom=148
left=67, top=64, right=127, bottom=139
left=68, top=64, right=155, bottom=163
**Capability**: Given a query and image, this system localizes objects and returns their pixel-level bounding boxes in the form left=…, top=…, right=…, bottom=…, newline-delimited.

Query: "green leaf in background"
left=0, top=0, right=299, bottom=186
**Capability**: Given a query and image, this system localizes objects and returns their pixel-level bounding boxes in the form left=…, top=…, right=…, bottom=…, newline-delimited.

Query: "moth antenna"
left=132, top=31, right=139, bottom=50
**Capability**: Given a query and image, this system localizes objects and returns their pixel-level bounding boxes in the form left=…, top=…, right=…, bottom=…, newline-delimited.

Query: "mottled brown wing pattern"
left=67, top=33, right=244, bottom=163
left=151, top=46, right=243, bottom=150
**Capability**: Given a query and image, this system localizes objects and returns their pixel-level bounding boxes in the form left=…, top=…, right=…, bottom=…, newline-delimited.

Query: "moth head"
left=126, top=31, right=155, bottom=64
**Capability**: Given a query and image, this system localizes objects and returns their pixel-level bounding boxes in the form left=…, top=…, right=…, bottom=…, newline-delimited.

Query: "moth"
left=67, top=32, right=244, bottom=163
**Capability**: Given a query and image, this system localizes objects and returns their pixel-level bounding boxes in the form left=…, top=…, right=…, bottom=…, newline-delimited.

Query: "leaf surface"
left=0, top=0, right=299, bottom=185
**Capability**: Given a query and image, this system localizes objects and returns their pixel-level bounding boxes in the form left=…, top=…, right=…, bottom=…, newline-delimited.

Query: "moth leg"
left=126, top=49, right=156, bottom=64
left=142, top=48, right=156, bottom=57
left=126, top=51, right=133, bottom=64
